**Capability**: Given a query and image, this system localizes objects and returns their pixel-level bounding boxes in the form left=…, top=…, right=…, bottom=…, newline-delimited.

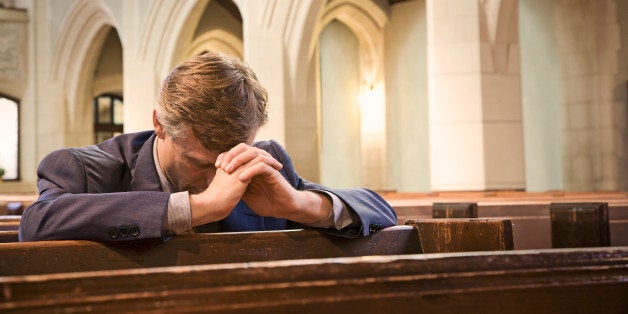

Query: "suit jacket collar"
left=130, top=133, right=163, bottom=191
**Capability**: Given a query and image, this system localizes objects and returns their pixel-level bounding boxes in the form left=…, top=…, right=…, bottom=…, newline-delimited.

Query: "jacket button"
left=119, top=226, right=129, bottom=238
left=369, top=223, right=383, bottom=233
left=108, top=228, right=119, bottom=239
left=130, top=225, right=140, bottom=237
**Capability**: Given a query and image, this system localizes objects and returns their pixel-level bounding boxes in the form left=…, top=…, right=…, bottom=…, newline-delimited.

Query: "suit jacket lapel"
left=130, top=133, right=163, bottom=191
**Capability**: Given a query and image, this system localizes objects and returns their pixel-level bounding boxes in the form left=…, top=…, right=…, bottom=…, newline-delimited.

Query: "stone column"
left=236, top=0, right=289, bottom=145
left=554, top=0, right=622, bottom=191
left=427, top=0, right=525, bottom=190
left=121, top=0, right=160, bottom=133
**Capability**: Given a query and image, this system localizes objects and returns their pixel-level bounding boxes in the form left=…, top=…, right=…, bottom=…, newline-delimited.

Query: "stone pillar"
left=122, top=60, right=158, bottom=133
left=554, top=0, right=622, bottom=191
left=121, top=0, right=159, bottom=133
left=236, top=0, right=289, bottom=145
left=427, top=0, right=525, bottom=190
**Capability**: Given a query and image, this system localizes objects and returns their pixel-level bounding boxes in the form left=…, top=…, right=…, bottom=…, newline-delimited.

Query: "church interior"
left=0, top=0, right=626, bottom=194
left=0, top=0, right=627, bottom=312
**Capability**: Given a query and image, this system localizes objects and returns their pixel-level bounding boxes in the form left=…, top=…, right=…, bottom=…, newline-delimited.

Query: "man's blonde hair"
left=156, top=51, right=268, bottom=152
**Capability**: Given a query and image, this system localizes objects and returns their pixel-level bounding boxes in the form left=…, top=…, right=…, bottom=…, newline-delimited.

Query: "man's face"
left=157, top=133, right=220, bottom=194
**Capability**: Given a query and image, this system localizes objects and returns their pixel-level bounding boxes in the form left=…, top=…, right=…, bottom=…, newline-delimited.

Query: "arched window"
left=0, top=95, right=19, bottom=181
left=93, top=94, right=123, bottom=143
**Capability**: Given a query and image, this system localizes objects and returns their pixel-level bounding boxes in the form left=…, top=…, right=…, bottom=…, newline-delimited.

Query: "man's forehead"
left=176, top=135, right=220, bottom=161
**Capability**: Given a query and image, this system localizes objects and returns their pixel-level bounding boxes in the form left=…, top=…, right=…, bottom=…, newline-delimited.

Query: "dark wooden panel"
left=1, top=247, right=625, bottom=313
left=0, top=226, right=421, bottom=276
left=405, top=218, right=513, bottom=252
left=550, top=202, right=610, bottom=248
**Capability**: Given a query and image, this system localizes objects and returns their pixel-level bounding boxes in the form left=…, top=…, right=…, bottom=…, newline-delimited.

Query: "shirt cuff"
left=165, top=191, right=193, bottom=235
left=306, top=190, right=354, bottom=230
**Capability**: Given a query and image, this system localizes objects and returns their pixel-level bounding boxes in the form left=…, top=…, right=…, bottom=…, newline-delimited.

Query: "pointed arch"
left=310, top=0, right=388, bottom=84
left=51, top=0, right=118, bottom=142
left=185, top=29, right=243, bottom=60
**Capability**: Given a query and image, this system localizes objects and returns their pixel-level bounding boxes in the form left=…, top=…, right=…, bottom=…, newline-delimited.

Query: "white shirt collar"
left=153, top=137, right=173, bottom=192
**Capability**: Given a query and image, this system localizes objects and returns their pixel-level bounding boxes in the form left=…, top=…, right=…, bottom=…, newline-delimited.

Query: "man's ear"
left=153, top=109, right=166, bottom=139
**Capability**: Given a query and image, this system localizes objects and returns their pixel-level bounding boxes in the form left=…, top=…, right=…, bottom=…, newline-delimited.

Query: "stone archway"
left=309, top=0, right=389, bottom=189
left=185, top=30, right=243, bottom=60
left=51, top=0, right=118, bottom=147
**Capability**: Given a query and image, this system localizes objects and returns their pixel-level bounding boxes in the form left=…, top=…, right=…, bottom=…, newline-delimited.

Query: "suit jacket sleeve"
left=19, top=148, right=169, bottom=241
left=258, top=140, right=398, bottom=237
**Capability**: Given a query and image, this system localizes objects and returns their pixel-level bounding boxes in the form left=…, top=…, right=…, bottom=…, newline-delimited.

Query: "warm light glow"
left=358, top=84, right=387, bottom=189
left=359, top=86, right=385, bottom=135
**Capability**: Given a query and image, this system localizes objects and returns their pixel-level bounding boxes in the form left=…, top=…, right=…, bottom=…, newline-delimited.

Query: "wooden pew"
left=0, top=231, right=18, bottom=243
left=0, top=194, right=36, bottom=215
left=0, top=216, right=20, bottom=243
left=1, top=247, right=625, bottom=313
left=385, top=192, right=628, bottom=249
left=0, top=215, right=21, bottom=231
left=405, top=218, right=513, bottom=252
left=551, top=202, right=610, bottom=248
left=0, top=219, right=513, bottom=276
left=0, top=226, right=419, bottom=276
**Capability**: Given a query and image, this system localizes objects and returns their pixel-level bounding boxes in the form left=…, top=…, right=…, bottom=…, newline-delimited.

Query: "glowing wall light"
left=359, top=85, right=385, bottom=136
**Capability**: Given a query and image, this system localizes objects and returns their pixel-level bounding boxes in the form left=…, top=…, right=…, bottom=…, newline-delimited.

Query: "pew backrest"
left=0, top=226, right=421, bottom=276
left=550, top=202, right=610, bottom=248
left=405, top=218, right=514, bottom=252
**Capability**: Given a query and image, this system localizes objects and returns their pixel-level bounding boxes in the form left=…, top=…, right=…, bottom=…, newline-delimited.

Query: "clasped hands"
left=189, top=143, right=332, bottom=227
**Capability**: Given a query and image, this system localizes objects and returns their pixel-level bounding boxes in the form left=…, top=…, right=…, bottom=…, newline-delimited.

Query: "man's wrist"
left=299, top=191, right=335, bottom=227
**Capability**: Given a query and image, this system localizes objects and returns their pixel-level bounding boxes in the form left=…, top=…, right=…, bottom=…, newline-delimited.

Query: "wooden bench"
left=0, top=219, right=513, bottom=276
left=0, top=215, right=21, bottom=231
left=0, top=226, right=418, bottom=276
left=0, top=231, right=18, bottom=243
left=1, top=246, right=625, bottom=313
left=385, top=192, right=628, bottom=249
left=0, top=194, right=36, bottom=215
left=405, top=218, right=513, bottom=252
left=550, top=202, right=610, bottom=248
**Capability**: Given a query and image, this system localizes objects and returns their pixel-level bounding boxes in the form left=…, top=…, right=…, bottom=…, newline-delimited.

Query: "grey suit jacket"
left=19, top=131, right=397, bottom=241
